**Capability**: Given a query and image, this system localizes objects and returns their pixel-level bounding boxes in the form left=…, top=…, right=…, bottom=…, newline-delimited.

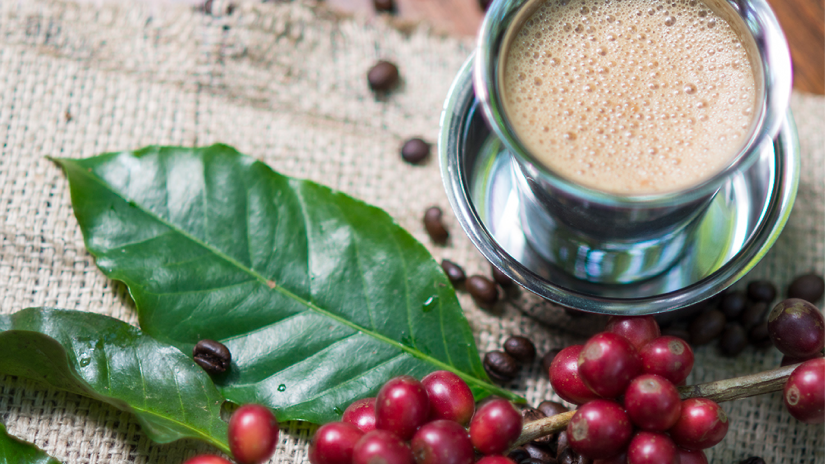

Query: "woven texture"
left=0, top=0, right=822, bottom=462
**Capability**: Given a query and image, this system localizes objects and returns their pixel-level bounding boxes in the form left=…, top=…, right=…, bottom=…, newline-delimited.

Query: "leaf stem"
left=514, top=363, right=799, bottom=447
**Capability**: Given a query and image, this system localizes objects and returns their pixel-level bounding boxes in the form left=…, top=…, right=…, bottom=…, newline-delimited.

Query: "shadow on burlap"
left=0, top=0, right=822, bottom=462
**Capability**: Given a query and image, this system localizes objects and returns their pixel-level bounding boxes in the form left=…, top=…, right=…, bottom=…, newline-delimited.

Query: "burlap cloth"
left=0, top=0, right=822, bottom=462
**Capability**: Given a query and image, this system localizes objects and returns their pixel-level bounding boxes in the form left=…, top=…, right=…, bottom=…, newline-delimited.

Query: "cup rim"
left=474, top=0, right=792, bottom=208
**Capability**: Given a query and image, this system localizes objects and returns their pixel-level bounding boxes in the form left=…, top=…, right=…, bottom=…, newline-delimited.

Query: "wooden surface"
left=328, top=0, right=824, bottom=95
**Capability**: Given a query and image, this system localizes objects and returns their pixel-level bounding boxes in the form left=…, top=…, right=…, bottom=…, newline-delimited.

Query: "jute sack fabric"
left=0, top=0, right=822, bottom=462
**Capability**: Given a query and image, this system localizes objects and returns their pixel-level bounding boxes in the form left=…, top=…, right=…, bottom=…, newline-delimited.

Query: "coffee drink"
left=502, top=0, right=756, bottom=194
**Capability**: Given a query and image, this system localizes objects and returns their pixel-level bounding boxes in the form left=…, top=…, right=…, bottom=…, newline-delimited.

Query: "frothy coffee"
left=502, top=0, right=756, bottom=194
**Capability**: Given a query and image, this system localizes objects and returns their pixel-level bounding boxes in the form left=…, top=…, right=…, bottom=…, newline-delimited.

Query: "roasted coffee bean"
left=504, top=336, right=537, bottom=363
left=373, top=0, right=394, bottom=12
left=441, top=259, right=466, bottom=284
left=747, top=280, right=777, bottom=303
left=748, top=322, right=773, bottom=348
left=720, top=324, right=748, bottom=356
left=719, top=291, right=747, bottom=320
left=739, top=457, right=766, bottom=464
left=541, top=349, right=562, bottom=373
left=556, top=431, right=569, bottom=457
left=689, top=309, right=726, bottom=345
left=492, top=265, right=515, bottom=287
left=484, top=350, right=520, bottom=381
left=558, top=447, right=592, bottom=464
left=423, top=206, right=449, bottom=244
left=662, top=326, right=691, bottom=341
left=787, top=273, right=825, bottom=302
left=523, top=459, right=551, bottom=464
left=521, top=407, right=546, bottom=423
left=467, top=275, right=499, bottom=306
left=524, top=443, right=555, bottom=463
left=740, top=301, right=769, bottom=330
left=508, top=447, right=531, bottom=464
left=193, top=339, right=231, bottom=374
left=367, top=60, right=399, bottom=91
left=401, top=138, right=430, bottom=164
left=537, top=401, right=568, bottom=418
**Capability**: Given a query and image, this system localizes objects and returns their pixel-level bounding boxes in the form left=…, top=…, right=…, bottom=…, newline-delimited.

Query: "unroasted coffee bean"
left=537, top=401, right=568, bottom=418
left=689, top=309, right=726, bottom=345
left=492, top=265, right=515, bottom=287
left=541, top=349, right=562, bottom=373
left=662, top=326, right=691, bottom=341
left=373, top=0, right=393, bottom=12
left=787, top=273, right=825, bottom=302
left=508, top=447, right=531, bottom=464
left=401, top=138, right=430, bottom=164
left=524, top=443, right=555, bottom=463
left=484, top=350, right=519, bottom=381
left=747, top=280, right=777, bottom=303
left=558, top=447, right=592, bottom=464
left=504, top=336, right=537, bottom=363
left=467, top=275, right=498, bottom=306
left=739, top=301, right=769, bottom=330
left=719, top=324, right=748, bottom=356
left=441, top=259, right=466, bottom=284
left=367, top=60, right=399, bottom=91
left=719, top=291, right=747, bottom=320
left=739, top=457, right=766, bottom=464
left=748, top=321, right=773, bottom=348
left=423, top=206, right=449, bottom=243
left=193, top=339, right=231, bottom=374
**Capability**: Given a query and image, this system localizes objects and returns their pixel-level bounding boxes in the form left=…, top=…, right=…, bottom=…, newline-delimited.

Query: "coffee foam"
left=502, top=0, right=756, bottom=194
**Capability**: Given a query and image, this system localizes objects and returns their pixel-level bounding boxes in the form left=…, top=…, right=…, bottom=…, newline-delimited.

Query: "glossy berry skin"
left=669, top=398, right=729, bottom=450
left=549, top=345, right=602, bottom=404
left=343, top=398, right=377, bottom=433
left=639, top=336, right=694, bottom=385
left=626, top=432, right=678, bottom=464
left=623, top=374, right=681, bottom=431
left=309, top=422, right=365, bottom=464
left=781, top=352, right=824, bottom=367
left=183, top=456, right=233, bottom=464
left=605, top=316, right=661, bottom=350
left=228, top=404, right=280, bottom=464
left=469, top=398, right=523, bottom=455
left=411, top=420, right=474, bottom=464
left=783, top=358, right=825, bottom=424
left=578, top=332, right=642, bottom=398
left=376, top=375, right=430, bottom=440
left=767, top=299, right=825, bottom=358
left=477, top=457, right=517, bottom=464
left=353, top=430, right=414, bottom=464
left=567, top=399, right=633, bottom=459
left=676, top=448, right=708, bottom=464
left=421, top=371, right=475, bottom=425
left=594, top=453, right=628, bottom=464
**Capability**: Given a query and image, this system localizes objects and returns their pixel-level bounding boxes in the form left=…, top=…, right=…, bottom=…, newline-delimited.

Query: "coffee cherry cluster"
left=184, top=404, right=280, bottom=464
left=549, top=315, right=726, bottom=463
left=309, top=371, right=524, bottom=464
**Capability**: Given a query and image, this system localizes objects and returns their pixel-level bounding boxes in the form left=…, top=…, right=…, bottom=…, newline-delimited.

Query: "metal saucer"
left=439, top=56, right=800, bottom=316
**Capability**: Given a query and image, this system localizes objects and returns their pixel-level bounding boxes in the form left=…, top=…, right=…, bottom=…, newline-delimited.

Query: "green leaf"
left=55, top=145, right=520, bottom=424
left=0, top=308, right=229, bottom=454
left=0, top=422, right=60, bottom=464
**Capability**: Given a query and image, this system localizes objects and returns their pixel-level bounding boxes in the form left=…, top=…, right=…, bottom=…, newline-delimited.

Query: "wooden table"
left=327, top=0, right=824, bottom=95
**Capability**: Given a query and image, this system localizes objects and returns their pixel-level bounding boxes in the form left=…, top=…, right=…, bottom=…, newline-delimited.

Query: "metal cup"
left=473, top=0, right=791, bottom=283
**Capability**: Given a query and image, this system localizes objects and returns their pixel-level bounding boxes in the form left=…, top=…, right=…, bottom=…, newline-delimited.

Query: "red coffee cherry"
left=375, top=375, right=430, bottom=440
left=578, top=332, right=642, bottom=398
left=353, top=430, right=414, bottom=464
left=411, top=420, right=474, bottom=464
left=477, top=457, right=518, bottom=464
left=421, top=371, right=475, bottom=425
left=639, top=336, right=694, bottom=385
left=228, top=404, right=279, bottom=464
left=605, top=316, right=661, bottom=350
left=676, top=448, right=708, bottom=464
left=183, top=456, right=233, bottom=464
left=567, top=399, right=633, bottom=459
left=767, top=299, right=825, bottom=358
left=309, top=422, right=365, bottom=464
left=549, top=345, right=601, bottom=404
left=469, top=398, right=523, bottom=455
left=623, top=374, right=681, bottom=431
left=668, top=398, right=729, bottom=450
left=593, top=453, right=628, bottom=464
left=343, top=398, right=377, bottom=433
left=783, top=358, right=825, bottom=424
left=626, top=431, right=678, bottom=464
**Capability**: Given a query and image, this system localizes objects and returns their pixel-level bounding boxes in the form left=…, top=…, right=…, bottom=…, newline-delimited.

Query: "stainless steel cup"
left=473, top=0, right=792, bottom=283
